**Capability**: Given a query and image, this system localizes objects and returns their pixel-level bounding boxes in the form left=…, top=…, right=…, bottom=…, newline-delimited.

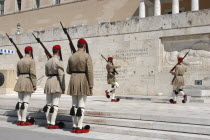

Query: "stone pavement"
left=0, top=94, right=210, bottom=140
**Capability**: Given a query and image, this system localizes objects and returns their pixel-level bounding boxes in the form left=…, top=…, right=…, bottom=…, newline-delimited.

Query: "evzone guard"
left=105, top=57, right=121, bottom=102
left=43, top=45, right=65, bottom=129
left=170, top=57, right=187, bottom=104
left=67, top=38, right=93, bottom=133
left=14, top=46, right=37, bottom=126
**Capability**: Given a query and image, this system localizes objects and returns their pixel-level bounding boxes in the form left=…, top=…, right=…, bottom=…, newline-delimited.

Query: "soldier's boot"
left=43, top=105, right=51, bottom=126
left=169, top=99, right=177, bottom=104
left=49, top=105, right=62, bottom=129
left=46, top=124, right=51, bottom=129
left=70, top=106, right=78, bottom=133
left=76, top=107, right=89, bottom=133
left=105, top=90, right=110, bottom=98
left=16, top=102, right=22, bottom=125
left=24, top=117, right=35, bottom=126
left=182, top=95, right=187, bottom=103
left=20, top=102, right=35, bottom=126
left=17, top=121, right=23, bottom=126
left=111, top=98, right=120, bottom=102
left=48, top=122, right=64, bottom=129
left=72, top=127, right=77, bottom=133
left=76, top=125, right=90, bottom=133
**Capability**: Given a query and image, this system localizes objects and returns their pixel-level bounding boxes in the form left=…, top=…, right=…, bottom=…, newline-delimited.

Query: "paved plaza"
left=0, top=94, right=210, bottom=140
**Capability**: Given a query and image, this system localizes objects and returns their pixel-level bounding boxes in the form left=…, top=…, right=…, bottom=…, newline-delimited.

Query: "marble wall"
left=0, top=9, right=210, bottom=96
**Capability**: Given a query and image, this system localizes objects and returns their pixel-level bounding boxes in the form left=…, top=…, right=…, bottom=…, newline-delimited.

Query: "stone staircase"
left=0, top=105, right=210, bottom=140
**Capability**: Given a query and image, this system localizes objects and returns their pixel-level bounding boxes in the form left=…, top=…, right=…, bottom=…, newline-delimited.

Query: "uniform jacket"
left=14, top=55, right=37, bottom=93
left=66, top=50, right=94, bottom=96
left=171, top=63, right=187, bottom=88
left=106, top=62, right=120, bottom=84
left=44, top=55, right=65, bottom=94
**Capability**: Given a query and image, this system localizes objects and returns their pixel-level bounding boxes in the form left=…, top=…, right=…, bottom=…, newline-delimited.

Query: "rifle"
left=100, top=53, right=118, bottom=75
left=60, top=22, right=76, bottom=53
left=6, top=33, right=23, bottom=59
left=170, top=50, right=190, bottom=72
left=32, top=33, right=52, bottom=60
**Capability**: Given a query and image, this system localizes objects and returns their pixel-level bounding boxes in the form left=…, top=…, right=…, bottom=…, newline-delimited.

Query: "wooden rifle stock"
left=32, top=33, right=52, bottom=60
left=170, top=50, right=190, bottom=72
left=100, top=53, right=118, bottom=75
left=6, top=33, right=23, bottom=59
left=60, top=22, right=76, bottom=53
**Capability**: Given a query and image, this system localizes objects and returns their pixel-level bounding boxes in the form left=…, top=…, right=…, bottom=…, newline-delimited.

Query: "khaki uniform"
left=106, top=62, right=119, bottom=84
left=14, top=54, right=37, bottom=122
left=44, top=55, right=65, bottom=94
left=171, top=64, right=187, bottom=91
left=66, top=50, right=94, bottom=96
left=171, top=63, right=187, bottom=102
left=14, top=55, right=37, bottom=93
left=106, top=62, right=120, bottom=100
left=44, top=55, right=65, bottom=125
left=67, top=49, right=93, bottom=129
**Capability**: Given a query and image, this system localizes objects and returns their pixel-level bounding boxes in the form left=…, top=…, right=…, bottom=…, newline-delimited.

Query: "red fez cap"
left=53, top=45, right=61, bottom=50
left=25, top=46, right=33, bottom=52
left=178, top=57, right=183, bottom=61
left=108, top=57, right=113, bottom=61
left=78, top=38, right=87, bottom=44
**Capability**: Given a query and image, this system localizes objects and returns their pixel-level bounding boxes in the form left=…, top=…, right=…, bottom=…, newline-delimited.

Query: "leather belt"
left=19, top=73, right=30, bottom=75
left=178, top=74, right=183, bottom=76
left=71, top=71, right=86, bottom=73
left=48, top=74, right=58, bottom=76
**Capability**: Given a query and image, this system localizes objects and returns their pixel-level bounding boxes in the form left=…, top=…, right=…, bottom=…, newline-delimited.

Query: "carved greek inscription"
left=115, top=48, right=149, bottom=60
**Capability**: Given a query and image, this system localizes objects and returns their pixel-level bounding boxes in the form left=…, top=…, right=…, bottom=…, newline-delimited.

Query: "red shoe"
left=111, top=99, right=120, bottom=102
left=46, top=124, right=51, bottom=129
left=75, top=125, right=90, bottom=133
left=22, top=121, right=34, bottom=126
left=182, top=95, right=187, bottom=103
left=169, top=99, right=177, bottom=104
left=105, top=90, right=110, bottom=98
left=49, top=125, right=60, bottom=129
left=17, top=121, right=22, bottom=126
left=72, top=127, right=77, bottom=133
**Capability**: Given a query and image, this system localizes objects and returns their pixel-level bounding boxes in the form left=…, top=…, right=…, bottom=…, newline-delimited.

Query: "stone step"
left=116, top=95, right=207, bottom=103
left=1, top=109, right=210, bottom=135
left=1, top=105, right=210, bottom=126
left=0, top=116, right=210, bottom=140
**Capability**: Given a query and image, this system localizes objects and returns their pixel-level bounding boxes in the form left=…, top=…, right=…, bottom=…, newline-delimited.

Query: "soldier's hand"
left=33, top=86, right=37, bottom=91
left=90, top=87, right=93, bottom=91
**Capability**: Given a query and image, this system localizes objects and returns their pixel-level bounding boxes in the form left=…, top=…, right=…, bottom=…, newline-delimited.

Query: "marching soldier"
left=14, top=46, right=37, bottom=126
left=170, top=57, right=187, bottom=104
left=105, top=57, right=121, bottom=102
left=67, top=38, right=93, bottom=133
left=43, top=45, right=65, bottom=129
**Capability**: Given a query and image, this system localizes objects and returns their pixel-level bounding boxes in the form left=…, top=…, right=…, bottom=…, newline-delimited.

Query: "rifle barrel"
left=60, top=21, right=76, bottom=53
left=6, top=33, right=23, bottom=59
left=32, top=33, right=52, bottom=59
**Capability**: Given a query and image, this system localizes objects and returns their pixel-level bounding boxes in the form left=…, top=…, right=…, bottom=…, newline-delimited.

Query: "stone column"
left=172, top=0, right=179, bottom=14
left=139, top=0, right=145, bottom=18
left=191, top=0, right=199, bottom=11
left=154, top=0, right=161, bottom=16
left=4, top=0, right=16, bottom=14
